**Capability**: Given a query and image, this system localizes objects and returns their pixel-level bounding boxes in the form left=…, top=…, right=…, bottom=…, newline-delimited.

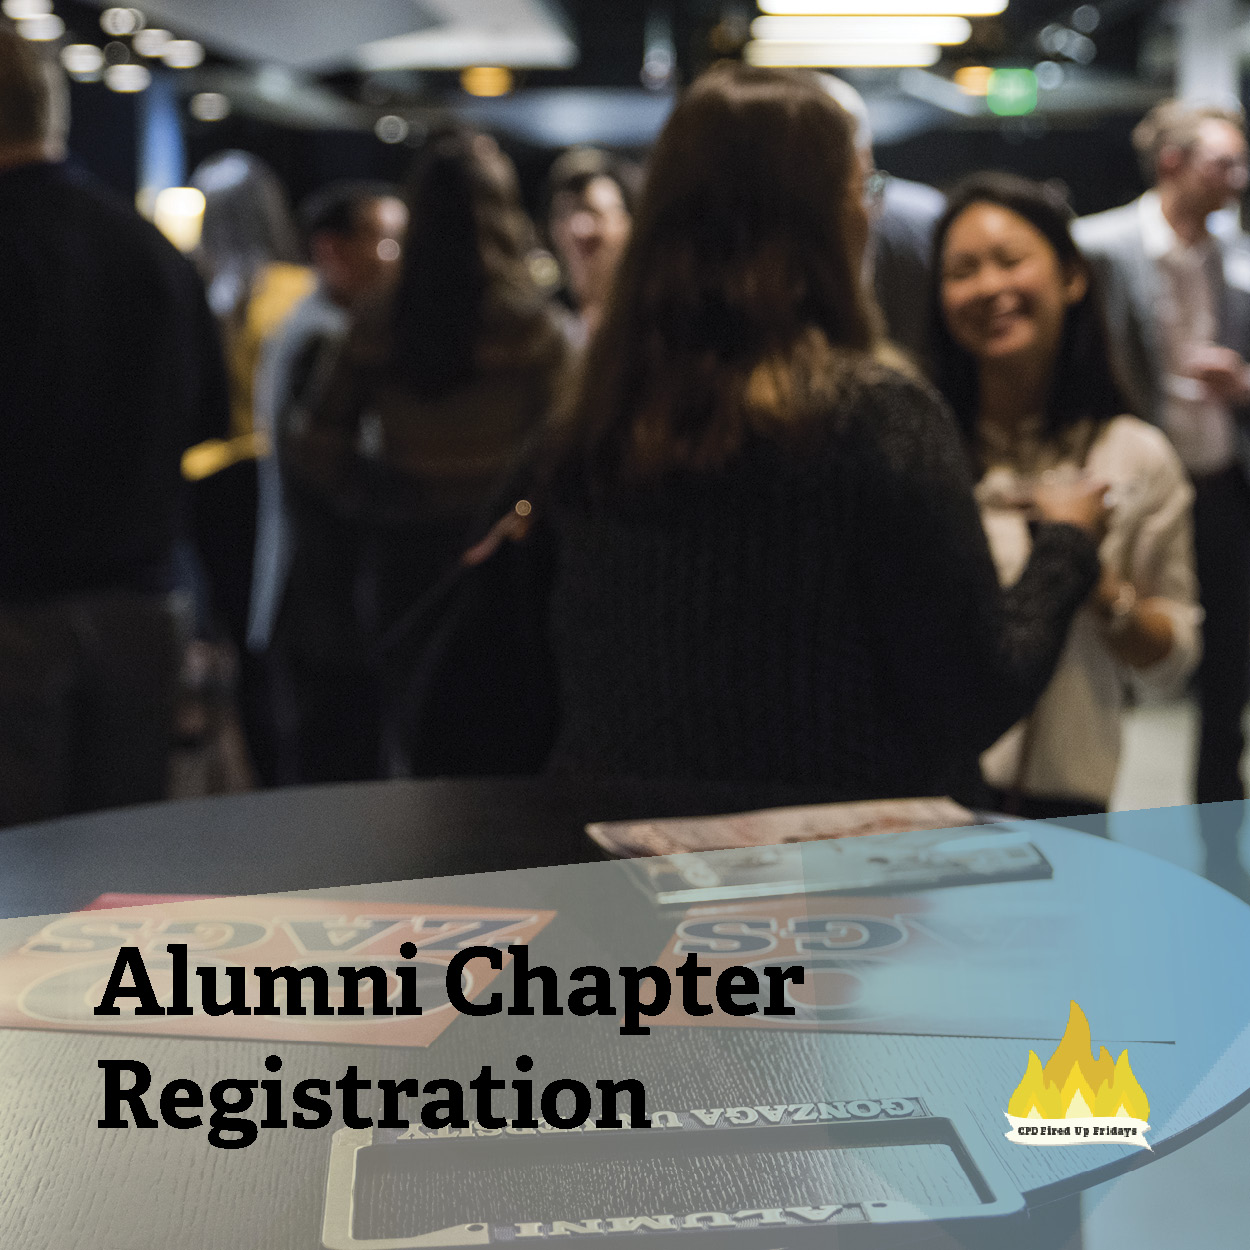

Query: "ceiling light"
left=104, top=62, right=150, bottom=92
left=986, top=67, right=1037, bottom=115
left=745, top=40, right=941, bottom=67
left=1034, top=60, right=1064, bottom=90
left=16, top=13, right=63, bottom=40
left=641, top=11, right=675, bottom=91
left=61, top=44, right=105, bottom=78
left=132, top=28, right=172, bottom=58
left=100, top=7, right=143, bottom=36
left=752, top=15, right=972, bottom=43
left=189, top=92, right=230, bottom=122
left=1072, top=5, right=1100, bottom=34
left=953, top=64, right=993, bottom=95
left=461, top=66, right=514, bottom=97
left=2, top=0, right=51, bottom=19
left=374, top=114, right=410, bottom=144
left=162, top=39, right=205, bottom=69
left=759, top=0, right=1007, bottom=14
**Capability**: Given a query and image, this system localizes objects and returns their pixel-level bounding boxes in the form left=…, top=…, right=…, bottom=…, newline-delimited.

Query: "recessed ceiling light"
left=100, top=7, right=144, bottom=37
left=2, top=0, right=51, bottom=20
left=133, top=29, right=172, bottom=58
left=745, top=40, right=941, bottom=67
left=461, top=66, right=514, bottom=97
left=104, top=62, right=151, bottom=93
left=190, top=92, right=231, bottom=122
left=16, top=13, right=64, bottom=40
left=375, top=114, right=410, bottom=144
left=61, top=44, right=106, bottom=78
left=162, top=40, right=205, bottom=70
left=758, top=0, right=1005, bottom=12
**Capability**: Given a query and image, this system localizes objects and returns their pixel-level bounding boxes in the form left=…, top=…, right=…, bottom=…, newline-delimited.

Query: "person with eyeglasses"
left=821, top=75, right=947, bottom=369
left=1076, top=101, right=1250, bottom=896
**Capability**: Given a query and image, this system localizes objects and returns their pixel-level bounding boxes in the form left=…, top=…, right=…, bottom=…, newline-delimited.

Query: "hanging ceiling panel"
left=78, top=0, right=574, bottom=71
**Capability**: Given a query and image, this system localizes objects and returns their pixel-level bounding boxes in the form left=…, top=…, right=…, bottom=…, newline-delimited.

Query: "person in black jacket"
left=544, top=62, right=1107, bottom=804
left=0, top=25, right=228, bottom=826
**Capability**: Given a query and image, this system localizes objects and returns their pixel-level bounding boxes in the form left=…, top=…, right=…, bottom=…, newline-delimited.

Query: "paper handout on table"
left=585, top=799, right=1058, bottom=904
left=586, top=796, right=978, bottom=857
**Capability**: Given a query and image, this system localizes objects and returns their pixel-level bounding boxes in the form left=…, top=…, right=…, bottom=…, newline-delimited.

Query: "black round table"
left=0, top=776, right=848, bottom=920
left=0, top=780, right=1247, bottom=1250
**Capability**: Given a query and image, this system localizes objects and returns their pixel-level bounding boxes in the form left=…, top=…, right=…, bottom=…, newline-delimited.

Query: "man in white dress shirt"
left=1076, top=101, right=1250, bottom=897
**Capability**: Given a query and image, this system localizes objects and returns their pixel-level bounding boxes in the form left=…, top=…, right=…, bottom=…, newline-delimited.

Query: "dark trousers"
left=0, top=590, right=185, bottom=828
left=189, top=459, right=287, bottom=784
left=1191, top=467, right=1250, bottom=887
left=268, top=644, right=382, bottom=785
left=265, top=510, right=383, bottom=786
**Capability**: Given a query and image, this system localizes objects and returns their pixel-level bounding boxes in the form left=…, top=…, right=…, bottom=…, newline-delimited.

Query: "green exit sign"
left=988, top=68, right=1038, bottom=116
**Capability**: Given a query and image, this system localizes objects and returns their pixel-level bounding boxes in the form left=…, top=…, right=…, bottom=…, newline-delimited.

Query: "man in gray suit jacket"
left=1075, top=100, right=1250, bottom=897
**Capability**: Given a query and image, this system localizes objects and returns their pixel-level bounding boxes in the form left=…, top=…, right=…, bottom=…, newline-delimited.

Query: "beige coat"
left=978, top=415, right=1201, bottom=805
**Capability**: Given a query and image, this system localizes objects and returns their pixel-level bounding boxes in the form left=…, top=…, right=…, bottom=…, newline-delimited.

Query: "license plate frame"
left=321, top=1096, right=1023, bottom=1248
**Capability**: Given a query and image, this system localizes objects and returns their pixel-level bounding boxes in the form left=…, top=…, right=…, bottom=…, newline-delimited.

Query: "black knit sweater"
left=547, top=367, right=1101, bottom=803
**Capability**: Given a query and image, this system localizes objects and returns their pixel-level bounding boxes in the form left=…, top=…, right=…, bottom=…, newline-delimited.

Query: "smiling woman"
left=929, top=172, right=1202, bottom=817
left=940, top=201, right=1088, bottom=384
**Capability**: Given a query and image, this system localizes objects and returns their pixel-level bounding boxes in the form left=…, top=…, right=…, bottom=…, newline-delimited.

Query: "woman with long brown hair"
left=280, top=126, right=571, bottom=780
left=544, top=63, right=1107, bottom=802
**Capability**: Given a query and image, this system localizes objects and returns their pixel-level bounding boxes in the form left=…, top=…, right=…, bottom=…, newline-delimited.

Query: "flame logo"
left=1005, top=1002, right=1152, bottom=1148
left=1009, top=1001, right=1149, bottom=1120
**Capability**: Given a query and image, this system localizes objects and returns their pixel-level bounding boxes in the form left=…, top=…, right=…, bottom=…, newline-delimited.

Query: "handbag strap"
left=373, top=498, right=537, bottom=660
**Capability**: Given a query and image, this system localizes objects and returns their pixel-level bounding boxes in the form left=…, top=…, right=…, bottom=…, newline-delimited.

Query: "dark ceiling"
left=47, top=0, right=1176, bottom=206
left=54, top=0, right=1163, bottom=85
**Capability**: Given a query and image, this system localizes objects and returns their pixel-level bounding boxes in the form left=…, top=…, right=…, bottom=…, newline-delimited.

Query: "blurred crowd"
left=2, top=23, right=1249, bottom=899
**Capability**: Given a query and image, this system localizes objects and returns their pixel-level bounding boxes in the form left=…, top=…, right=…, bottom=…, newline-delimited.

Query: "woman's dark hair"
left=560, top=61, right=880, bottom=485
left=386, top=126, right=546, bottom=400
left=929, top=171, right=1128, bottom=454
left=544, top=146, right=643, bottom=222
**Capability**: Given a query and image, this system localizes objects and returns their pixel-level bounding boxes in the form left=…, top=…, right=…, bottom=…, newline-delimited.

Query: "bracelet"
left=1101, top=582, right=1138, bottom=636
